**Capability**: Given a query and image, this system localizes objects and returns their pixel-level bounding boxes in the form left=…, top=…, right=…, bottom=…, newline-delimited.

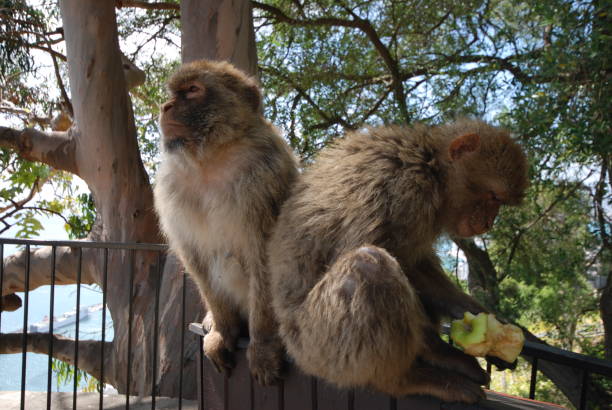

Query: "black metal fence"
left=521, top=339, right=612, bottom=409
left=0, top=237, right=188, bottom=410
left=1, top=238, right=611, bottom=410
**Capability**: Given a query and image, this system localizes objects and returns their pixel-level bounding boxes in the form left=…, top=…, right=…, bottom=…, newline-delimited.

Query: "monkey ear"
left=449, top=133, right=480, bottom=161
left=243, top=83, right=262, bottom=112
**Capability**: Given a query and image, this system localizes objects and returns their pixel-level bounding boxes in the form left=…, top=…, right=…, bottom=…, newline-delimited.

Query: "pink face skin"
left=449, top=189, right=504, bottom=238
left=454, top=197, right=501, bottom=237
left=159, top=81, right=206, bottom=145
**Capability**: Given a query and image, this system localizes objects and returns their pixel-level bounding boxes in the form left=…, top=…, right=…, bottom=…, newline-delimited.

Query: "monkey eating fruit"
left=154, top=60, right=298, bottom=385
left=268, top=119, right=529, bottom=403
left=451, top=312, right=525, bottom=363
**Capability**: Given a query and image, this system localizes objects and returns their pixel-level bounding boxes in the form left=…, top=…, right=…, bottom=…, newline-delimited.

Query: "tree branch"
left=0, top=126, right=78, bottom=175
left=0, top=176, right=48, bottom=214
left=437, top=53, right=535, bottom=84
left=0, top=332, right=114, bottom=384
left=1, top=246, right=98, bottom=301
left=46, top=36, right=73, bottom=117
left=504, top=173, right=593, bottom=271
left=261, top=66, right=355, bottom=130
left=454, top=237, right=499, bottom=311
left=253, top=1, right=410, bottom=122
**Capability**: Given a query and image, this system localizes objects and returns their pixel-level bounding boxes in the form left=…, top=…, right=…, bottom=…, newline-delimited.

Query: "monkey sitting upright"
left=267, top=120, right=528, bottom=402
left=154, top=60, right=298, bottom=385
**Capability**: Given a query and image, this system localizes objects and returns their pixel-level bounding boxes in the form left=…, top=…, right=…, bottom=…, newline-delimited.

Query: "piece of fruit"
left=450, top=312, right=525, bottom=363
left=450, top=312, right=492, bottom=356
left=488, top=323, right=525, bottom=362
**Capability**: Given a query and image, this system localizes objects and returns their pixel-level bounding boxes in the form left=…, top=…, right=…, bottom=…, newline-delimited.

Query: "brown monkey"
left=154, top=60, right=298, bottom=385
left=268, top=119, right=528, bottom=402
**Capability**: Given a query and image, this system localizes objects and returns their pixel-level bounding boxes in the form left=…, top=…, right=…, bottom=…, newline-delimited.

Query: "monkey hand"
left=203, top=330, right=236, bottom=374
left=485, top=355, right=518, bottom=371
left=450, top=312, right=524, bottom=363
left=247, top=338, right=284, bottom=386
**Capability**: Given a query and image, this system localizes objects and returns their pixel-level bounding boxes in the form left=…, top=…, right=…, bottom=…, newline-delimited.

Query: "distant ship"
left=17, top=304, right=105, bottom=333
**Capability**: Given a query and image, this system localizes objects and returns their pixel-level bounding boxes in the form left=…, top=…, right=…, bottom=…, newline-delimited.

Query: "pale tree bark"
left=0, top=333, right=113, bottom=383
left=1, top=0, right=257, bottom=399
left=1, top=246, right=96, bottom=300
left=0, top=128, right=77, bottom=174
left=181, top=0, right=258, bottom=76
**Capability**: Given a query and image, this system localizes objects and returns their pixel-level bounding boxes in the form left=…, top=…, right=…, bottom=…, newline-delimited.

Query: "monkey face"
left=159, top=60, right=263, bottom=157
left=443, top=129, right=528, bottom=238
left=160, top=80, right=207, bottom=151
left=447, top=192, right=502, bottom=237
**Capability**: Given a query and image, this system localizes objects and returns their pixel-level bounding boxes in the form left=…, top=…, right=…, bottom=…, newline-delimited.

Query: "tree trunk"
left=1, top=0, right=258, bottom=398
left=181, top=0, right=258, bottom=75
left=595, top=156, right=612, bottom=360
left=455, top=238, right=500, bottom=311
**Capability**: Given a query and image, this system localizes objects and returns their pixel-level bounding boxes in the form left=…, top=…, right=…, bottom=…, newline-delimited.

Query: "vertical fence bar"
left=178, top=270, right=187, bottom=410
left=100, top=247, right=109, bottom=410
left=196, top=334, right=204, bottom=410
left=278, top=379, right=285, bottom=410
left=529, top=357, right=538, bottom=400
left=73, top=247, right=83, bottom=410
left=46, top=246, right=57, bottom=410
left=126, top=249, right=135, bottom=409
left=579, top=369, right=588, bottom=410
left=486, top=362, right=492, bottom=389
left=151, top=251, right=162, bottom=410
left=20, top=245, right=31, bottom=410
left=311, top=377, right=318, bottom=410
left=0, top=244, right=4, bottom=327
left=19, top=245, right=31, bottom=410
left=347, top=389, right=354, bottom=410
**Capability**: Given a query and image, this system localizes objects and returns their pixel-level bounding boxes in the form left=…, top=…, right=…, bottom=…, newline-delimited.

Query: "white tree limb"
left=0, top=126, right=78, bottom=175
left=1, top=246, right=98, bottom=298
left=0, top=332, right=115, bottom=384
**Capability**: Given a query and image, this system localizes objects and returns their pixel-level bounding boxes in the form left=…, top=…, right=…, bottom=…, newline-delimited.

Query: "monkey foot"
left=396, top=365, right=486, bottom=404
left=247, top=339, right=284, bottom=386
left=203, top=330, right=235, bottom=375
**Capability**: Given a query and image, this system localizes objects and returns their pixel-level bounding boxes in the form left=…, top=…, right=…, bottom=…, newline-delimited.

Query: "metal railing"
left=0, top=237, right=192, bottom=410
left=521, top=339, right=612, bottom=409
left=1, top=238, right=611, bottom=410
left=188, top=323, right=612, bottom=410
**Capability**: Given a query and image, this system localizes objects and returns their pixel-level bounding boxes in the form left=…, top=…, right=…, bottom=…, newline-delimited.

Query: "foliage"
left=51, top=358, right=103, bottom=393
left=64, top=193, right=95, bottom=239
left=0, top=0, right=610, bottom=405
left=0, top=0, right=43, bottom=78
left=116, top=2, right=181, bottom=177
left=488, top=183, right=600, bottom=346
left=130, top=56, right=180, bottom=177
left=488, top=359, right=573, bottom=409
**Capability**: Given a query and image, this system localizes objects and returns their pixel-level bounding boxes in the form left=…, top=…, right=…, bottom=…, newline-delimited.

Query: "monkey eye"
left=184, top=84, right=203, bottom=99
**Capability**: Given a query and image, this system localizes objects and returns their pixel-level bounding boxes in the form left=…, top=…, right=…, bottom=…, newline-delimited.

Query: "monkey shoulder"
left=308, top=127, right=444, bottom=209
left=276, top=127, right=445, bottom=253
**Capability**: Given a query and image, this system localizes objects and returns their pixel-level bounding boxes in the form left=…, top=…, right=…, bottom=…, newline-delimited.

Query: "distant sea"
left=0, top=283, right=114, bottom=392
left=0, top=226, right=115, bottom=392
